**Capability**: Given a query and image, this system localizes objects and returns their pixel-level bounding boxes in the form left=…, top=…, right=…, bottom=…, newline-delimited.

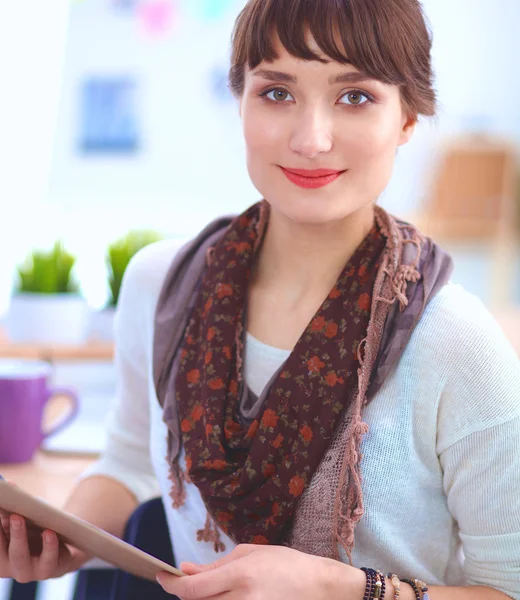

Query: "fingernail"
left=44, top=532, right=54, bottom=544
left=11, top=518, right=22, bottom=530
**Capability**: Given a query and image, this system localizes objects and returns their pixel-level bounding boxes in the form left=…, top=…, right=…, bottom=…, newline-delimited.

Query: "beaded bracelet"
left=413, top=578, right=430, bottom=600
left=362, top=569, right=429, bottom=600
left=401, top=578, right=430, bottom=600
left=361, top=567, right=376, bottom=600
left=361, top=568, right=386, bottom=600
left=387, top=573, right=401, bottom=600
left=401, top=579, right=420, bottom=600
left=377, top=570, right=386, bottom=599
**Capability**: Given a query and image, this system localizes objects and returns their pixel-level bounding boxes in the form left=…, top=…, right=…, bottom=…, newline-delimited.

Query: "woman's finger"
left=36, top=531, right=59, bottom=580
left=8, top=516, right=33, bottom=583
left=0, top=522, right=8, bottom=561
left=180, top=562, right=206, bottom=575
left=157, top=563, right=237, bottom=599
left=1, top=516, right=9, bottom=536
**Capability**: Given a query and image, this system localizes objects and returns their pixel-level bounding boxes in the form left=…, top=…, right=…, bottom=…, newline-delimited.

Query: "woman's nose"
left=289, top=109, right=333, bottom=158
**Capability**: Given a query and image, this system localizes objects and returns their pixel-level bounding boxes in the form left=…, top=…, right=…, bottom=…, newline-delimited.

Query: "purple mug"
left=0, top=360, right=79, bottom=464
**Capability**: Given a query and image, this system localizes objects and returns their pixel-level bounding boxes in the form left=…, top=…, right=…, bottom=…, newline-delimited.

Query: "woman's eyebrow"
left=252, top=69, right=375, bottom=86
left=252, top=69, right=297, bottom=83
left=329, top=71, right=375, bottom=85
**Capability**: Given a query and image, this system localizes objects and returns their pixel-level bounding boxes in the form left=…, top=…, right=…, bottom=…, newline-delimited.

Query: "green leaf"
left=106, top=230, right=163, bottom=306
left=14, top=241, right=78, bottom=294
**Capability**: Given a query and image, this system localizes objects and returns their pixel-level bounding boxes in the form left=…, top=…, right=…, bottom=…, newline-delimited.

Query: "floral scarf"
left=154, top=200, right=454, bottom=559
left=175, top=200, right=386, bottom=546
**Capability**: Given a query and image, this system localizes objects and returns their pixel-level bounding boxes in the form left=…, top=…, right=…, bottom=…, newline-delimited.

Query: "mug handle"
left=42, top=387, right=80, bottom=440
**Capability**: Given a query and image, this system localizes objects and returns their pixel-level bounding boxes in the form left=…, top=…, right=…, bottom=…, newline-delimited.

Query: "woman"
left=2, top=1, right=519, bottom=599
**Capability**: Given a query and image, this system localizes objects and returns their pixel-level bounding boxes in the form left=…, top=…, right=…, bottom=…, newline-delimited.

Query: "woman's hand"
left=156, top=544, right=366, bottom=600
left=0, top=512, right=90, bottom=583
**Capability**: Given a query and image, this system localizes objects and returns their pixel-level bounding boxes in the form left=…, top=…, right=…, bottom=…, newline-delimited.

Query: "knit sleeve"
left=79, top=239, right=184, bottom=503
left=436, top=287, right=520, bottom=599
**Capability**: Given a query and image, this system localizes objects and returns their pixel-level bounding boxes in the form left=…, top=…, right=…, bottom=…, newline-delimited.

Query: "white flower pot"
left=89, top=307, right=116, bottom=342
left=7, top=293, right=90, bottom=345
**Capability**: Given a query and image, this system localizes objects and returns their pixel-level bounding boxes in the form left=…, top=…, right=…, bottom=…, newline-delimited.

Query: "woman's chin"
left=268, top=197, right=363, bottom=227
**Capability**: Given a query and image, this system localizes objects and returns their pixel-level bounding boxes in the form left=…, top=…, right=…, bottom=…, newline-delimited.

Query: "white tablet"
left=0, top=477, right=185, bottom=581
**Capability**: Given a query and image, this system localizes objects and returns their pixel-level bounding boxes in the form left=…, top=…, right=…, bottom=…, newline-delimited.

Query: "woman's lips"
left=280, top=166, right=346, bottom=189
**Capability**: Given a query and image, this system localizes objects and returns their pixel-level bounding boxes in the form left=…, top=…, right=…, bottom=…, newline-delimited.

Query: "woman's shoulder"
left=415, top=281, right=517, bottom=360
left=115, top=238, right=188, bottom=353
left=121, top=213, right=233, bottom=309
left=414, top=281, right=520, bottom=448
left=121, top=238, right=188, bottom=308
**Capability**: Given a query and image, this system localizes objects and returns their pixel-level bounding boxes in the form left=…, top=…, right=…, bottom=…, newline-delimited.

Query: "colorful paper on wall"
left=187, top=0, right=235, bottom=21
left=79, top=77, right=139, bottom=154
left=138, top=0, right=176, bottom=35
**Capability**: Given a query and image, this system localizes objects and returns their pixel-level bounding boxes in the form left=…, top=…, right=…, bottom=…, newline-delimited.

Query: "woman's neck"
left=251, top=203, right=376, bottom=307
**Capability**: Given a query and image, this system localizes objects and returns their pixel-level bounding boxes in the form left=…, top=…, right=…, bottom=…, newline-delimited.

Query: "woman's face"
left=239, top=33, right=416, bottom=226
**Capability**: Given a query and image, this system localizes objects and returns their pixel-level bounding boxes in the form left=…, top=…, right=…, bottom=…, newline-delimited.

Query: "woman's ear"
left=398, top=114, right=417, bottom=147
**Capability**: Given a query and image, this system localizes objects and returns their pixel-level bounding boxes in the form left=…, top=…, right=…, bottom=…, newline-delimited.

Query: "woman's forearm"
left=63, top=475, right=138, bottom=541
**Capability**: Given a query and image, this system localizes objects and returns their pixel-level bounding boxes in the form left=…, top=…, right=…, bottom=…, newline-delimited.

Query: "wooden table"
left=0, top=452, right=95, bottom=507
left=0, top=328, right=114, bottom=363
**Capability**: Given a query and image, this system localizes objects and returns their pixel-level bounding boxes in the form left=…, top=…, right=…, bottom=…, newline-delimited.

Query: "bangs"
left=232, top=0, right=411, bottom=87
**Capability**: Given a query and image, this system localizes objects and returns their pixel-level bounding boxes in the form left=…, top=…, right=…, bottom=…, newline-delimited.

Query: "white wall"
left=0, top=0, right=70, bottom=316
left=1, top=0, right=519, bottom=315
left=48, top=0, right=256, bottom=220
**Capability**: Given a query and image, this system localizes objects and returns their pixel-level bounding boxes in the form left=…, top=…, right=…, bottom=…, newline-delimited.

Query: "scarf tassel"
left=197, top=510, right=226, bottom=553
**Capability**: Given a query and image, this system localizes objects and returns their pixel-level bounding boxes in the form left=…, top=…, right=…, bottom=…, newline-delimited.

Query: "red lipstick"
left=280, top=167, right=346, bottom=189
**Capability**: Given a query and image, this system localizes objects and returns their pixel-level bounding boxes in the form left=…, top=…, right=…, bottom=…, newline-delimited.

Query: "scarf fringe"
left=167, top=460, right=187, bottom=509
left=167, top=459, right=226, bottom=553
left=332, top=208, right=425, bottom=564
left=197, top=511, right=226, bottom=553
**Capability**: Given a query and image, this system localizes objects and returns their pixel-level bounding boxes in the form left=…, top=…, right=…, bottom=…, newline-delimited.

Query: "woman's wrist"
left=321, top=560, right=369, bottom=600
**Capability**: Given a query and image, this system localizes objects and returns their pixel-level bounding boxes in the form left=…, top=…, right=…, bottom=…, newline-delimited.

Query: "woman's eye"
left=339, top=91, right=370, bottom=107
left=264, top=88, right=294, bottom=102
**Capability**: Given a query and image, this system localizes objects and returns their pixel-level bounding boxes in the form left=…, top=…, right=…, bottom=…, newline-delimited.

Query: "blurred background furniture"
left=0, top=452, right=94, bottom=508
left=0, top=326, right=115, bottom=457
left=413, top=135, right=519, bottom=310
left=0, top=327, right=113, bottom=363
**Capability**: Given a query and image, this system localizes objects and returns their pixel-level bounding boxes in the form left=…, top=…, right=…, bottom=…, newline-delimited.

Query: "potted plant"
left=90, top=230, right=163, bottom=341
left=7, top=241, right=89, bottom=344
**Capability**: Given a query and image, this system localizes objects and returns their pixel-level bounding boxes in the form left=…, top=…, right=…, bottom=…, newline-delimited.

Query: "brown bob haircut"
left=229, top=0, right=436, bottom=120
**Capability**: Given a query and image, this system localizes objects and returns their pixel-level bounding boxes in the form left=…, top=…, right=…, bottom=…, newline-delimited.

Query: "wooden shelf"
left=0, top=328, right=114, bottom=362
left=0, top=451, right=95, bottom=506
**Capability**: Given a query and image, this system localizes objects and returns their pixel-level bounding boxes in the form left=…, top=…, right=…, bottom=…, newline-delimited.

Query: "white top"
left=81, top=239, right=520, bottom=599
